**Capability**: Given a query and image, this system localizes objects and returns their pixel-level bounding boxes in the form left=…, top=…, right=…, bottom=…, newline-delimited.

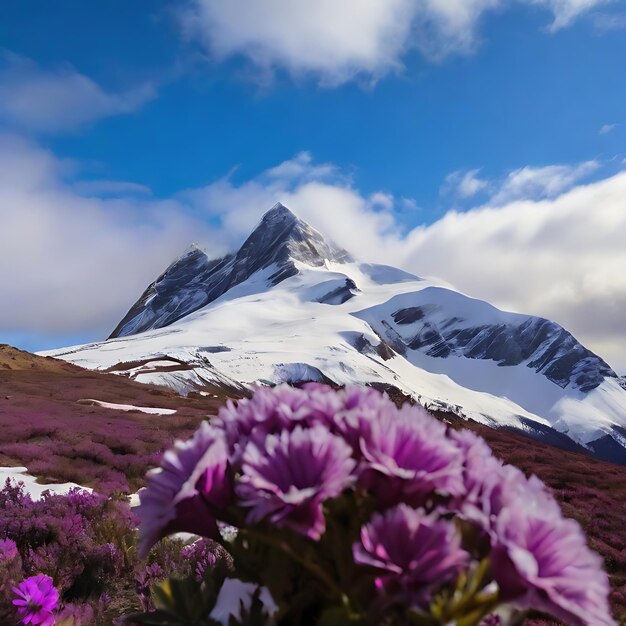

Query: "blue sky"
left=3, top=0, right=625, bottom=211
left=1, top=0, right=626, bottom=370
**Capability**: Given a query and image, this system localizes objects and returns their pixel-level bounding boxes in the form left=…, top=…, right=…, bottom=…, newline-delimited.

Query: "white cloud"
left=182, top=153, right=626, bottom=372
left=0, top=135, right=220, bottom=337
left=264, top=151, right=340, bottom=183
left=179, top=0, right=609, bottom=83
left=441, top=161, right=599, bottom=205
left=442, top=169, right=489, bottom=199
left=599, top=123, right=618, bottom=134
left=531, top=0, right=613, bottom=31
left=178, top=151, right=402, bottom=256
left=180, top=0, right=414, bottom=84
left=3, top=140, right=625, bottom=372
left=489, top=160, right=599, bottom=203
left=0, top=53, right=156, bottom=132
left=402, top=174, right=626, bottom=372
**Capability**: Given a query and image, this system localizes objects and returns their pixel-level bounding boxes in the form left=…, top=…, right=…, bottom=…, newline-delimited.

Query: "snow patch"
left=77, top=399, right=177, bottom=415
left=0, top=466, right=91, bottom=500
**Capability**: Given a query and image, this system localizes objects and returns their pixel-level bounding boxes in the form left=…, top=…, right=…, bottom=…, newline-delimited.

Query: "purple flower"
left=328, top=386, right=401, bottom=454
left=217, top=385, right=339, bottom=458
left=135, top=562, right=165, bottom=611
left=354, top=504, right=467, bottom=607
left=0, top=538, right=18, bottom=561
left=450, top=430, right=614, bottom=624
left=359, top=406, right=464, bottom=506
left=180, top=538, right=232, bottom=581
left=137, top=422, right=232, bottom=557
left=450, top=430, right=560, bottom=536
left=217, top=384, right=398, bottom=460
left=452, top=430, right=524, bottom=529
left=12, top=574, right=59, bottom=626
left=237, top=425, right=356, bottom=539
left=491, top=508, right=616, bottom=626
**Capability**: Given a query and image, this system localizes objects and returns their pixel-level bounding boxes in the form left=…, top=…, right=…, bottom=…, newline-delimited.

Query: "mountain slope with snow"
left=44, top=204, right=626, bottom=463
left=109, top=205, right=350, bottom=338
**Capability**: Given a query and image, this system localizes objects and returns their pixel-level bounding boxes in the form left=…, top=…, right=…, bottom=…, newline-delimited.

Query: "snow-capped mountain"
left=44, top=204, right=626, bottom=464
left=109, top=205, right=350, bottom=338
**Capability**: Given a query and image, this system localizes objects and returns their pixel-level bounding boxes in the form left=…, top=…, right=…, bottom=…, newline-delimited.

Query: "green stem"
left=438, top=559, right=500, bottom=626
left=240, top=527, right=346, bottom=600
left=455, top=593, right=500, bottom=626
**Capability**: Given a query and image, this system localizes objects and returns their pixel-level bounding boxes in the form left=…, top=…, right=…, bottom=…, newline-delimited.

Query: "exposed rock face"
left=316, top=278, right=358, bottom=305
left=359, top=288, right=618, bottom=393
left=110, top=204, right=350, bottom=338
left=396, top=310, right=614, bottom=391
left=109, top=247, right=233, bottom=339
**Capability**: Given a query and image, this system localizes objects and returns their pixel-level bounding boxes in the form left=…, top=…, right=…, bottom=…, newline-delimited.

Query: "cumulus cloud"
left=3, top=141, right=625, bottom=372
left=179, top=0, right=609, bottom=83
left=442, top=169, right=489, bottom=199
left=180, top=0, right=414, bottom=84
left=0, top=135, right=219, bottom=338
left=0, top=144, right=402, bottom=341
left=489, top=160, right=599, bottom=203
left=179, top=151, right=403, bottom=259
left=441, top=161, right=599, bottom=205
left=0, top=53, right=156, bottom=132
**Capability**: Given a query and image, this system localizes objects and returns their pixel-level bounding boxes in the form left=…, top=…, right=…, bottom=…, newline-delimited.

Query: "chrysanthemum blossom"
left=451, top=430, right=561, bottom=534
left=217, top=384, right=399, bottom=460
left=12, top=574, right=59, bottom=626
left=491, top=508, right=616, bottom=626
left=237, top=425, right=356, bottom=539
left=328, top=386, right=401, bottom=454
left=137, top=422, right=231, bottom=557
left=359, top=406, right=464, bottom=505
left=354, top=504, right=467, bottom=606
left=217, top=384, right=345, bottom=458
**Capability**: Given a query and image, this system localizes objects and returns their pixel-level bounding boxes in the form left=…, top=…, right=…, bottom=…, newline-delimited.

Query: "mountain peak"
left=244, top=203, right=303, bottom=248
left=236, top=204, right=349, bottom=268
left=171, top=243, right=208, bottom=265
left=110, top=203, right=350, bottom=339
left=230, top=203, right=350, bottom=284
left=262, top=202, right=298, bottom=223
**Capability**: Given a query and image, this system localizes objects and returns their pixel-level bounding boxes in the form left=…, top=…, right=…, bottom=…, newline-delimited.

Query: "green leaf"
left=145, top=570, right=226, bottom=625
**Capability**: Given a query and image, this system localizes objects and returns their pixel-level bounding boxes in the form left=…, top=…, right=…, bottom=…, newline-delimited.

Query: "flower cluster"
left=136, top=384, right=616, bottom=625
left=0, top=480, right=212, bottom=624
